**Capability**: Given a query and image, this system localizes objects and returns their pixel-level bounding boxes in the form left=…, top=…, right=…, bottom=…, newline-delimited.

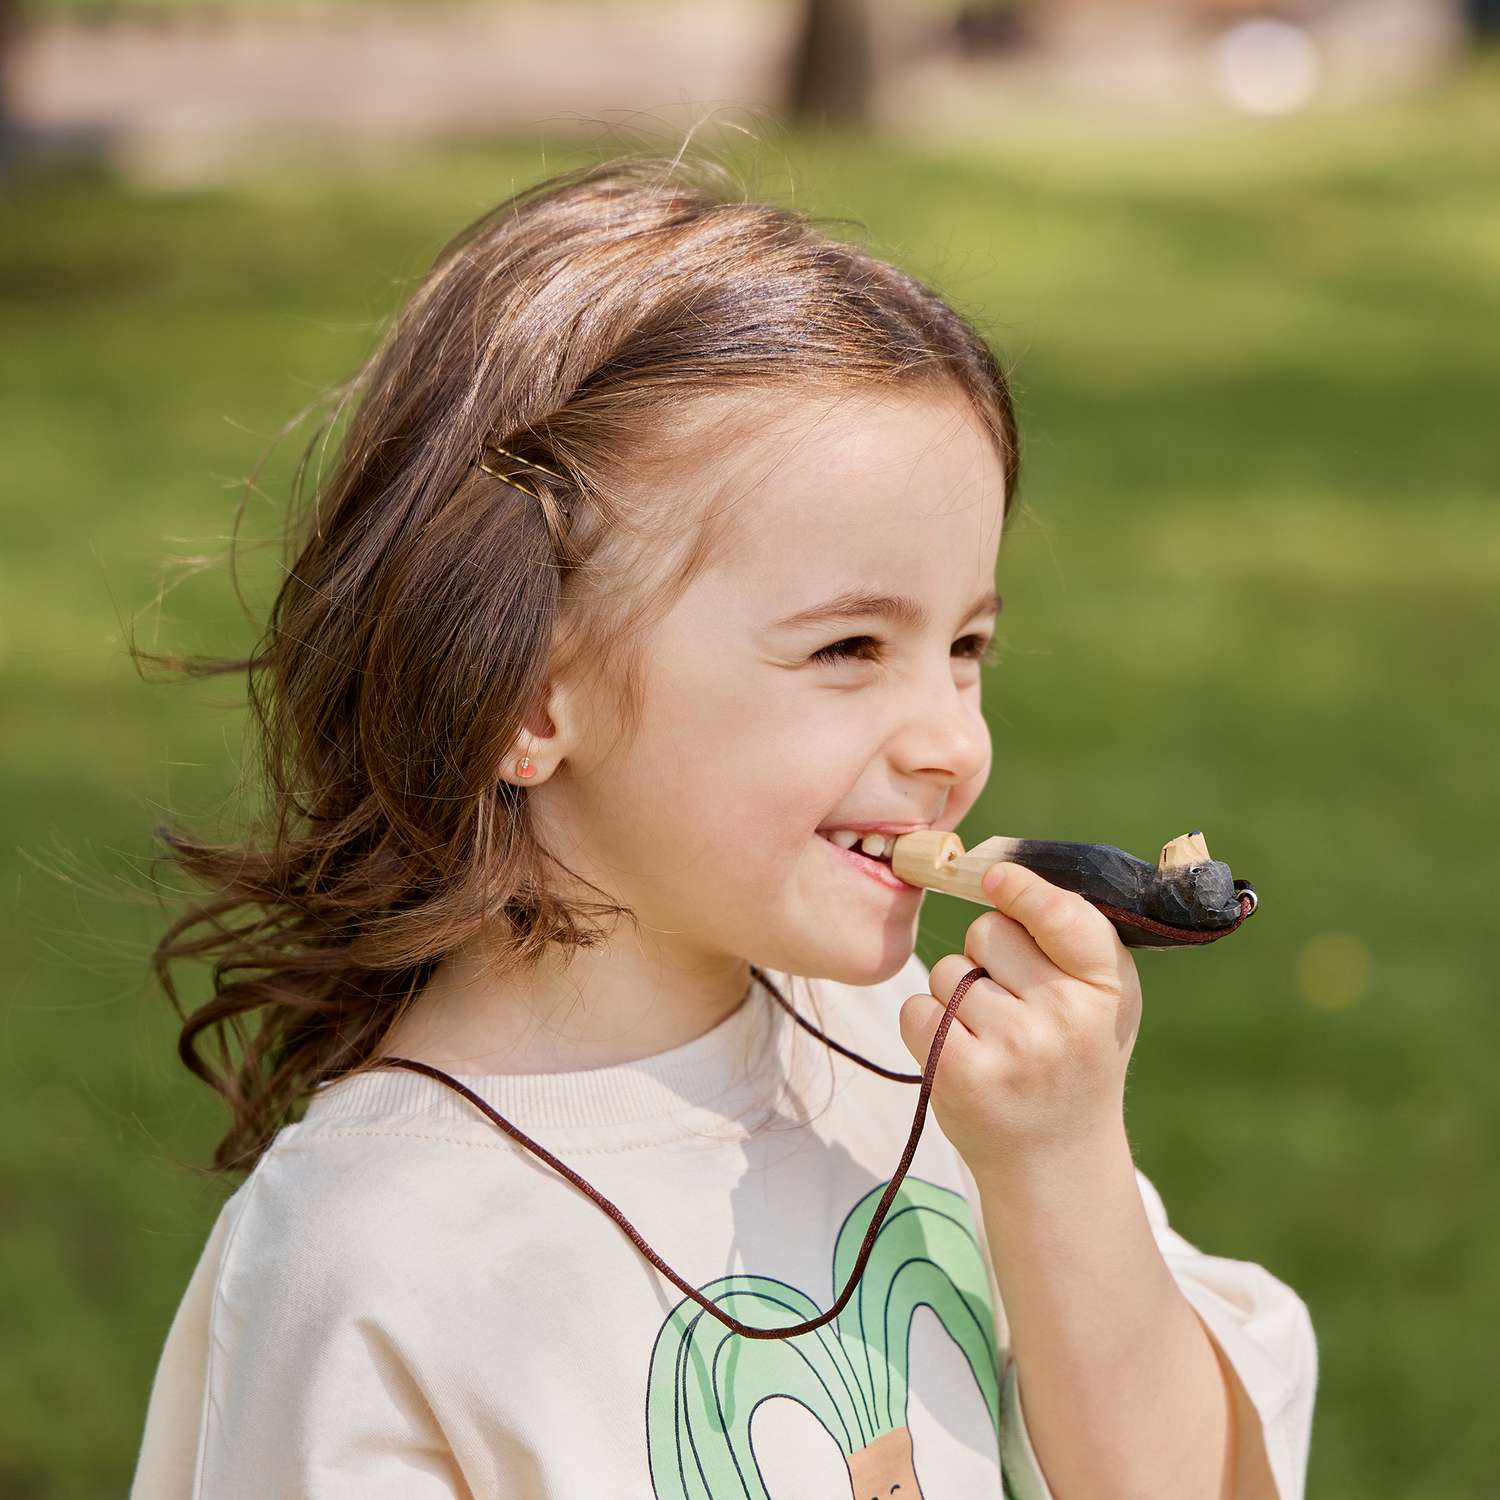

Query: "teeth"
left=824, top=829, right=898, bottom=859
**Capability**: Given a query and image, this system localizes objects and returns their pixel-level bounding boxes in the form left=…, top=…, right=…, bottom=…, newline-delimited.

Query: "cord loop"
left=371, top=963, right=990, bottom=1340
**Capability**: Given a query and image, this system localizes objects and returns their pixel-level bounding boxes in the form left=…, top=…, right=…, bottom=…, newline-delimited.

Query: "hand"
left=898, top=860, right=1143, bottom=1177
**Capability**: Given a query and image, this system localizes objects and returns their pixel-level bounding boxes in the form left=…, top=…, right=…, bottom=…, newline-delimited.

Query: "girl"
left=129, top=152, right=1316, bottom=1500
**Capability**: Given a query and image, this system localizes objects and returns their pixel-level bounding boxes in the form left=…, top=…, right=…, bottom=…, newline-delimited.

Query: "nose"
left=887, top=659, right=991, bottom=790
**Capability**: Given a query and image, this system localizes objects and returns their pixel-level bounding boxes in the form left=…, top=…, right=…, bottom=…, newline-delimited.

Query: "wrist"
left=971, top=1114, right=1135, bottom=1203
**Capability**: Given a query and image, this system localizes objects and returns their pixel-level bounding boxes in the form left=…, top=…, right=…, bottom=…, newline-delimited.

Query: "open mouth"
left=822, top=829, right=897, bottom=864
left=816, top=828, right=921, bottom=891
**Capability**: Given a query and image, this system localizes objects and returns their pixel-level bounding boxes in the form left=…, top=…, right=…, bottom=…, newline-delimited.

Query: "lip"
left=822, top=834, right=924, bottom=888
left=813, top=820, right=935, bottom=837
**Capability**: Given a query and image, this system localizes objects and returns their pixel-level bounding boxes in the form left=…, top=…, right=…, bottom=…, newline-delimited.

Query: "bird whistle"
left=889, top=829, right=1258, bottom=949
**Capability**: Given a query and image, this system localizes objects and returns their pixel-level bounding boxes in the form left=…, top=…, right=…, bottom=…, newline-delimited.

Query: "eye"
left=811, top=635, right=882, bottom=666
left=816, top=633, right=1002, bottom=669
left=952, top=633, right=999, bottom=666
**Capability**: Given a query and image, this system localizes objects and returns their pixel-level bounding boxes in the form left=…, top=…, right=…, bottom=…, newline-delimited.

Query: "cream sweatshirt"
left=130, top=954, right=1318, bottom=1498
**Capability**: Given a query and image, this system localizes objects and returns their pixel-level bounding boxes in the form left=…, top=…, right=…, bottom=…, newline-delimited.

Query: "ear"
left=496, top=672, right=583, bottom=788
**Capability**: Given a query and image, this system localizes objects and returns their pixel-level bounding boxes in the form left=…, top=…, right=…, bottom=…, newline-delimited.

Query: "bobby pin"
left=477, top=440, right=569, bottom=502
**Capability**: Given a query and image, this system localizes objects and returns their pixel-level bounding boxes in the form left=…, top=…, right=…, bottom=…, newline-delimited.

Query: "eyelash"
left=810, top=634, right=998, bottom=668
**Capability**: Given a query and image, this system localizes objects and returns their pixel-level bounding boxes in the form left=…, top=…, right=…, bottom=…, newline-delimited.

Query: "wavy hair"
left=141, top=149, right=1022, bottom=1177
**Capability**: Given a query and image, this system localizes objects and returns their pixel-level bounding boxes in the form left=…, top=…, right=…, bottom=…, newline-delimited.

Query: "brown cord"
left=368, top=963, right=990, bottom=1341
left=1095, top=890, right=1257, bottom=946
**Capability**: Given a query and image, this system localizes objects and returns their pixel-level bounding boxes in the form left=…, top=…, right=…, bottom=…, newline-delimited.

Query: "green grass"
left=17, top=0, right=709, bottom=19
left=3, top=58, right=1499, bottom=1497
left=18, top=0, right=486, bottom=21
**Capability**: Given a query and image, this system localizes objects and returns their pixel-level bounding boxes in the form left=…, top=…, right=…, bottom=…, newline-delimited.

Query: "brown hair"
left=143, top=149, right=1022, bottom=1178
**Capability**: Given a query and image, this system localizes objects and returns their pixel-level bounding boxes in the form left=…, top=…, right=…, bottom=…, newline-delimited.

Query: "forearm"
left=976, top=1124, right=1234, bottom=1500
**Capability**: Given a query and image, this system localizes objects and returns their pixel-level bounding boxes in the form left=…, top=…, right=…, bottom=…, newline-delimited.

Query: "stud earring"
left=515, top=753, right=536, bottom=780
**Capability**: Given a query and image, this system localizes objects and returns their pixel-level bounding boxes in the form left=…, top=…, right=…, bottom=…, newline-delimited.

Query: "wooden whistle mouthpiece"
left=889, top=830, right=1257, bottom=950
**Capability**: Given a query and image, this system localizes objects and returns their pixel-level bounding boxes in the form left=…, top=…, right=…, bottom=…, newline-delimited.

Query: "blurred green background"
left=3, top=40, right=1498, bottom=1500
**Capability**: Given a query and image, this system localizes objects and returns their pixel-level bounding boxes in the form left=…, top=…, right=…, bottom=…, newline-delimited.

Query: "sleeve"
left=130, top=1193, right=241, bottom=1500
left=198, top=1312, right=474, bottom=1499
left=989, top=1166, right=1318, bottom=1500
left=1134, top=1166, right=1318, bottom=1500
left=190, top=1151, right=477, bottom=1499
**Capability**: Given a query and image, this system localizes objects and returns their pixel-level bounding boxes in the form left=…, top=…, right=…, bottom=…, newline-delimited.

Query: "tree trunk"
left=0, top=0, right=18, bottom=177
left=786, top=0, right=875, bottom=126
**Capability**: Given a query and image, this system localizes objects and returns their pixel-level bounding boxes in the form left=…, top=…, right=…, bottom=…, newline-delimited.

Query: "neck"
left=374, top=924, right=753, bottom=1076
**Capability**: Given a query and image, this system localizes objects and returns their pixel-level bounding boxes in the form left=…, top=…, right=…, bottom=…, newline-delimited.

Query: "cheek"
left=578, top=606, right=902, bottom=886
left=585, top=664, right=794, bottom=861
left=692, top=715, right=855, bottom=848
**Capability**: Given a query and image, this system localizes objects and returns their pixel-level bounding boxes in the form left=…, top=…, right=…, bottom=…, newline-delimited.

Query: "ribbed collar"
left=298, top=970, right=824, bottom=1142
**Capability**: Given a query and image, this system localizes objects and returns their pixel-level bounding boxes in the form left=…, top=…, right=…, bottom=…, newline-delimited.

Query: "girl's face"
left=540, top=386, right=1006, bottom=986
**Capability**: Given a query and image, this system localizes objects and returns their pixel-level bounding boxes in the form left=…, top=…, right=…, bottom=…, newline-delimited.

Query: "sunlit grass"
left=2, top=54, right=1497, bottom=1496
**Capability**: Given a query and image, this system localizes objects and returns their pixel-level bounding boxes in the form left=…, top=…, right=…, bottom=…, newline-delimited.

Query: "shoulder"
left=165, top=1128, right=539, bottom=1470
left=213, top=1109, right=533, bottom=1320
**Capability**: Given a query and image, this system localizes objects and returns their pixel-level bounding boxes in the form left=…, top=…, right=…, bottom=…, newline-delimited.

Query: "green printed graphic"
left=646, top=1175, right=1020, bottom=1499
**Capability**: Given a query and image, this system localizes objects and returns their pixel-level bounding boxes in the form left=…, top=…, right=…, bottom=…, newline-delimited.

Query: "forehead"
left=693, top=385, right=1007, bottom=603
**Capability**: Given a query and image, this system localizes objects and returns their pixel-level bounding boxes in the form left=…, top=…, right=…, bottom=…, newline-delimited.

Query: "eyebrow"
left=770, top=587, right=1004, bottom=633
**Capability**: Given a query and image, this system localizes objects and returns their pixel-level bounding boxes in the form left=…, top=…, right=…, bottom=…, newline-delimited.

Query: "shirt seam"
left=194, top=1156, right=277, bottom=1496
left=317, top=1122, right=760, bottom=1156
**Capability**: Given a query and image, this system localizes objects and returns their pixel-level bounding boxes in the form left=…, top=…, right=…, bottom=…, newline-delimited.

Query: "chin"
left=766, top=911, right=920, bottom=989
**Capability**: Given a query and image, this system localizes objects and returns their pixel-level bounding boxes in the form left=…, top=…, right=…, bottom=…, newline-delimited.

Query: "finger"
left=928, top=953, right=1022, bottom=1034
left=980, top=860, right=1122, bottom=985
left=961, top=908, right=1060, bottom=996
left=899, top=988, right=985, bottom=1072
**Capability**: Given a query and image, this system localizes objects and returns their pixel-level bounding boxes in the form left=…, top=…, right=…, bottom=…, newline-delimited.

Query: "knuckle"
left=1013, top=884, right=1061, bottom=937
left=1051, top=891, right=1087, bottom=935
left=965, top=909, right=1002, bottom=942
left=899, top=991, right=928, bottom=1022
left=963, top=911, right=1005, bottom=960
left=1006, top=1014, right=1038, bottom=1057
left=1024, top=1024, right=1066, bottom=1077
left=939, top=1033, right=983, bottom=1088
left=1010, top=1006, right=1062, bottom=1058
left=1050, top=992, right=1089, bottom=1044
left=929, top=952, right=972, bottom=995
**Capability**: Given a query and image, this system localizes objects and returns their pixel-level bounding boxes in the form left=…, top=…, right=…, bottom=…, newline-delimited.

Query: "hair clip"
left=477, top=441, right=569, bottom=505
